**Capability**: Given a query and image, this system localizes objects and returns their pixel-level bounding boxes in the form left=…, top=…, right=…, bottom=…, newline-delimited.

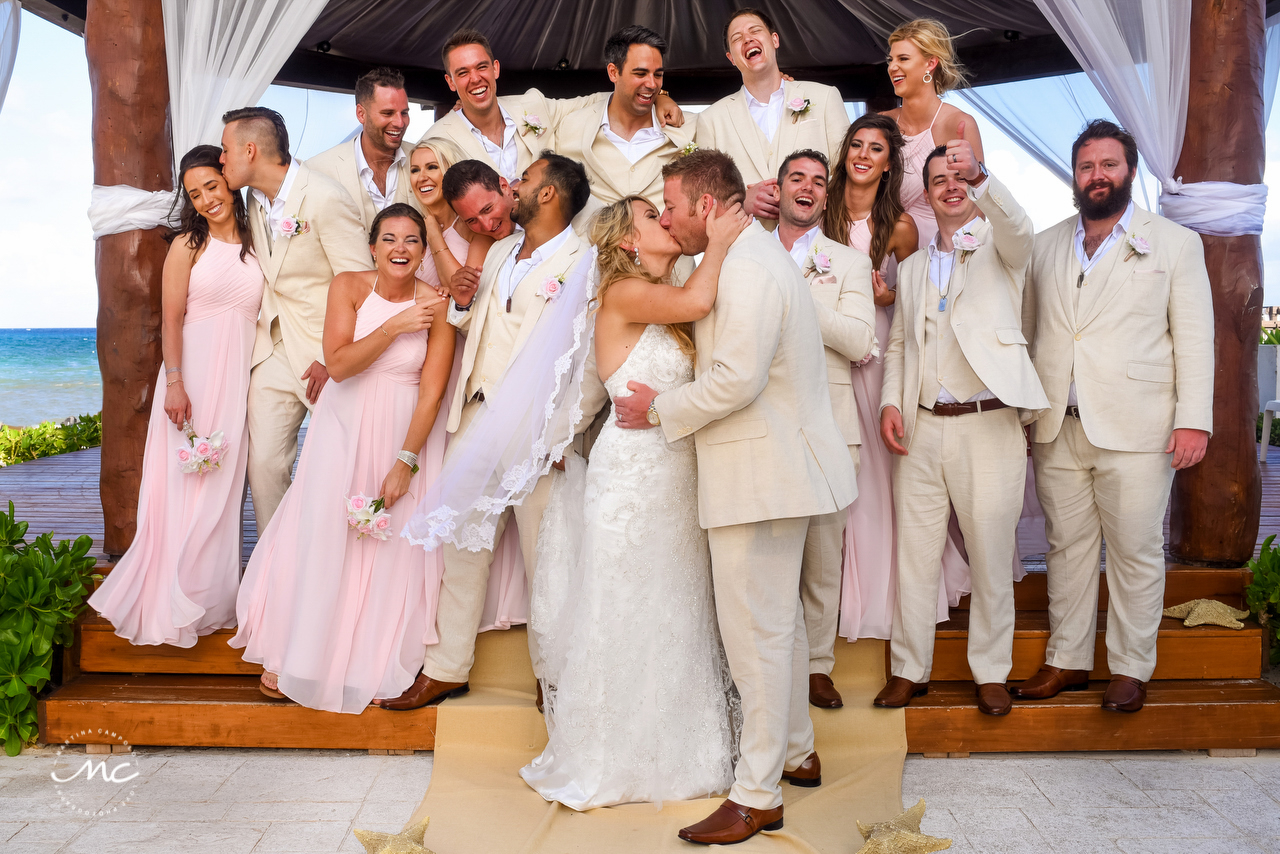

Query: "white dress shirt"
left=927, top=212, right=994, bottom=404
left=744, top=82, right=785, bottom=143
left=353, top=134, right=406, bottom=211
left=497, top=225, right=575, bottom=309
left=251, top=158, right=301, bottom=239
left=774, top=224, right=820, bottom=268
left=460, top=106, right=519, bottom=181
left=1067, top=200, right=1136, bottom=405
left=599, top=99, right=667, bottom=165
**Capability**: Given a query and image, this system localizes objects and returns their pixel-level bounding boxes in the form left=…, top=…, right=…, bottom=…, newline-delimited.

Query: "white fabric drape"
left=1034, top=0, right=1265, bottom=237
left=1265, top=12, right=1280, bottom=124
left=0, top=1, right=20, bottom=117
left=89, top=0, right=324, bottom=239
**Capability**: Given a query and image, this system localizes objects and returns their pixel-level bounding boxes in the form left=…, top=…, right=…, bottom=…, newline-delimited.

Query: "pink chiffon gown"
left=417, top=222, right=529, bottom=632
left=89, top=238, right=262, bottom=647
left=230, top=283, right=441, bottom=713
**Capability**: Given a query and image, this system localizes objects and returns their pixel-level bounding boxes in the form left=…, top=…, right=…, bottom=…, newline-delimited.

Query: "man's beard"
left=511, top=191, right=540, bottom=227
left=1073, top=172, right=1134, bottom=221
left=781, top=198, right=823, bottom=232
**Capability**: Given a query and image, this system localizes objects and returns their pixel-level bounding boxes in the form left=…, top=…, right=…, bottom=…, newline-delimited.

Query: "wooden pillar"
left=85, top=0, right=173, bottom=557
left=1167, top=0, right=1265, bottom=567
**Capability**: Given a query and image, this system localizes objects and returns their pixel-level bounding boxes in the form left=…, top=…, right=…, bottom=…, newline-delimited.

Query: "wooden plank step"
left=930, top=612, right=1263, bottom=681
left=38, top=674, right=437, bottom=750
left=904, top=679, right=1280, bottom=753
left=955, top=566, right=1250, bottom=611
left=77, top=615, right=259, bottom=675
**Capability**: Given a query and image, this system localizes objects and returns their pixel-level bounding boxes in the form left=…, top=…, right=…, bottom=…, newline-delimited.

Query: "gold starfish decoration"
left=354, top=817, right=434, bottom=854
left=1163, top=599, right=1251, bottom=629
left=855, top=800, right=952, bottom=853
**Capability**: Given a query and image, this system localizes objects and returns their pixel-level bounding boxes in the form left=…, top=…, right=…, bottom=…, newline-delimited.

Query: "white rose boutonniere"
left=1123, top=233, right=1151, bottom=263
left=537, top=273, right=565, bottom=301
left=804, top=247, right=832, bottom=278
left=521, top=113, right=546, bottom=137
left=278, top=217, right=310, bottom=239
left=788, top=96, right=812, bottom=124
left=956, top=231, right=981, bottom=264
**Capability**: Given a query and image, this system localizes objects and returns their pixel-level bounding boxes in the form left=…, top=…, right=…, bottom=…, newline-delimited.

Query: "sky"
left=1, top=9, right=1277, bottom=328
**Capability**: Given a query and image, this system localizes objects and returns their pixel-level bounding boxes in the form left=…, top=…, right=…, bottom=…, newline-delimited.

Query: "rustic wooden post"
left=85, top=0, right=173, bottom=557
left=1167, top=0, right=1265, bottom=567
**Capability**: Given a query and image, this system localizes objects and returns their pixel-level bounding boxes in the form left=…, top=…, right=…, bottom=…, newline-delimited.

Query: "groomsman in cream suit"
left=695, top=8, right=848, bottom=226
left=875, top=131, right=1048, bottom=717
left=220, top=108, right=373, bottom=532
left=420, top=28, right=683, bottom=184
left=307, top=67, right=416, bottom=231
left=1013, top=121, right=1213, bottom=713
left=616, top=150, right=857, bottom=846
left=383, top=153, right=607, bottom=711
left=773, top=149, right=876, bottom=710
left=554, top=26, right=694, bottom=231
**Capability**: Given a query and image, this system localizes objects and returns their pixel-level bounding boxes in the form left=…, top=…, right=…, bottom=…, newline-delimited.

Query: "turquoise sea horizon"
left=0, top=328, right=102, bottom=427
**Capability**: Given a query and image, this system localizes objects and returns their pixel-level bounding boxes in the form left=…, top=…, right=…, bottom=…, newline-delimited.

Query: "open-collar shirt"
left=353, top=133, right=406, bottom=211
left=744, top=81, right=785, bottom=143
left=1073, top=200, right=1135, bottom=274
left=926, top=207, right=992, bottom=405
left=497, top=224, right=574, bottom=310
left=774, top=223, right=821, bottom=269
left=599, top=98, right=667, bottom=165
left=460, top=105, right=519, bottom=181
left=252, top=158, right=300, bottom=238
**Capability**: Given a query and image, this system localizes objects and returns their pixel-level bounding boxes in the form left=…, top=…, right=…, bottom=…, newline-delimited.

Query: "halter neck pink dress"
left=899, top=103, right=944, bottom=250
left=230, top=282, right=442, bottom=713
left=90, top=238, right=262, bottom=647
left=417, top=222, right=529, bottom=632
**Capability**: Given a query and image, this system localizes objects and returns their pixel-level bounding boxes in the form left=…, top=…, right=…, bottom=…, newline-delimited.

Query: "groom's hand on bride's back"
left=614, top=381, right=658, bottom=430
left=450, top=265, right=481, bottom=308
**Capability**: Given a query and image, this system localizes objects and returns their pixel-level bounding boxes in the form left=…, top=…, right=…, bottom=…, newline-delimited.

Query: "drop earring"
left=633, top=248, right=641, bottom=266
left=923, top=71, right=933, bottom=84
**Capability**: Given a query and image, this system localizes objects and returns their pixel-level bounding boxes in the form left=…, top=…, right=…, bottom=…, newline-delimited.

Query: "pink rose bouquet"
left=346, top=492, right=393, bottom=541
left=176, top=420, right=228, bottom=475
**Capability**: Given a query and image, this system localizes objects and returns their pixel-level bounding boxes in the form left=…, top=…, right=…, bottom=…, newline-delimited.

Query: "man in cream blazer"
left=554, top=25, right=694, bottom=232
left=616, top=150, right=857, bottom=846
left=876, top=138, right=1048, bottom=717
left=307, top=67, right=416, bottom=231
left=384, top=154, right=607, bottom=711
left=694, top=8, right=848, bottom=226
left=773, top=149, right=876, bottom=710
left=1014, top=121, right=1213, bottom=713
left=220, top=107, right=373, bottom=532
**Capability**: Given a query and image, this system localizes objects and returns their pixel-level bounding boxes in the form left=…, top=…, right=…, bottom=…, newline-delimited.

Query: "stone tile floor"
left=0, top=746, right=1277, bottom=852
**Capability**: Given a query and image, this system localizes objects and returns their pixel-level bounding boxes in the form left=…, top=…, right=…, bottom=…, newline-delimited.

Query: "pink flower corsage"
left=278, top=217, right=310, bottom=239
left=788, top=96, right=812, bottom=123
left=538, top=274, right=565, bottom=300
left=1123, top=233, right=1151, bottom=262
left=956, top=231, right=981, bottom=263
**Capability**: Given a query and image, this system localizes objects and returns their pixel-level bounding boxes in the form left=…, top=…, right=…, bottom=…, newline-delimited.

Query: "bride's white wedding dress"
left=521, top=324, right=740, bottom=811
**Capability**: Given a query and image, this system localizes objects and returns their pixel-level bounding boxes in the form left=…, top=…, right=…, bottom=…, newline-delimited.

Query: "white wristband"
left=396, top=450, right=419, bottom=472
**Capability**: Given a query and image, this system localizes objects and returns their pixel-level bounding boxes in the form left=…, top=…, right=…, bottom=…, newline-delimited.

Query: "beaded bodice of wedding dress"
left=522, top=323, right=740, bottom=811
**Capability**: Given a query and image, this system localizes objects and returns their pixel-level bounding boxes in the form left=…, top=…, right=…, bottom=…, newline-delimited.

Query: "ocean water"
left=0, top=328, right=102, bottom=427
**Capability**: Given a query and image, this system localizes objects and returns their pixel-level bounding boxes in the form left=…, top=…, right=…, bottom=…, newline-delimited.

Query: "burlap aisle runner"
left=409, top=629, right=905, bottom=853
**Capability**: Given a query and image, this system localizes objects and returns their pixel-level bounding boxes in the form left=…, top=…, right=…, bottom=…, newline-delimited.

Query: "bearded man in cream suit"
left=382, top=153, right=607, bottom=711
left=419, top=28, right=683, bottom=185
left=307, top=67, right=416, bottom=231
left=219, top=108, right=373, bottom=532
left=615, top=150, right=857, bottom=846
left=694, top=8, right=848, bottom=226
left=875, top=135, right=1048, bottom=717
left=1013, top=121, right=1213, bottom=714
left=773, top=149, right=876, bottom=710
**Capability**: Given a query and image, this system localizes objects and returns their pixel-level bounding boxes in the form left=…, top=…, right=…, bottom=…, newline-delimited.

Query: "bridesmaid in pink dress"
left=823, top=114, right=971, bottom=640
left=230, top=203, right=454, bottom=712
left=90, top=145, right=262, bottom=647
left=410, top=140, right=528, bottom=632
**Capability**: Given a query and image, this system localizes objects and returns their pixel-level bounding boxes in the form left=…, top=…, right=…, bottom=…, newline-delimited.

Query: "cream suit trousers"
left=1033, top=415, right=1175, bottom=682
left=891, top=406, right=1025, bottom=685
left=801, top=507, right=850, bottom=677
left=246, top=340, right=312, bottom=534
left=708, top=515, right=814, bottom=812
left=424, top=399, right=554, bottom=684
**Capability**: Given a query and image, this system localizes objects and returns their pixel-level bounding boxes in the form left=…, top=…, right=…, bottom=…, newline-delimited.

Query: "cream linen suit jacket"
left=695, top=80, right=848, bottom=191
left=1022, top=208, right=1214, bottom=452
left=445, top=228, right=606, bottom=434
left=655, top=221, right=858, bottom=529
left=306, top=138, right=417, bottom=231
left=419, top=90, right=606, bottom=178
left=248, top=163, right=374, bottom=381
left=881, top=174, right=1049, bottom=448
left=807, top=233, right=876, bottom=453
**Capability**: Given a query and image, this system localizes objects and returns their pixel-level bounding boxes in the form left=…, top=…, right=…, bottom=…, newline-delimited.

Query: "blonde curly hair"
left=888, top=18, right=970, bottom=95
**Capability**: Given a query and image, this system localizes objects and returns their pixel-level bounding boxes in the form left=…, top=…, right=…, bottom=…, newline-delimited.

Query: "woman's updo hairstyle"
left=369, top=202, right=428, bottom=245
left=888, top=18, right=970, bottom=95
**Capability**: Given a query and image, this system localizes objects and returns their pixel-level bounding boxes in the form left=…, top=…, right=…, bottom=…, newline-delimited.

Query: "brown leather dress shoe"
left=809, top=673, right=843, bottom=708
left=1011, top=665, right=1090, bottom=700
left=782, top=751, right=821, bottom=787
left=874, top=676, right=929, bottom=708
left=976, top=682, right=1012, bottom=716
left=678, top=799, right=783, bottom=845
left=380, top=674, right=469, bottom=711
left=536, top=681, right=544, bottom=714
left=1101, top=675, right=1147, bottom=712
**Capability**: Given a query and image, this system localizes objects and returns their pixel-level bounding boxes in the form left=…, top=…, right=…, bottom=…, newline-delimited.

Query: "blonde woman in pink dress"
left=823, top=114, right=971, bottom=640
left=90, top=145, right=262, bottom=648
left=410, top=139, right=527, bottom=631
left=231, top=204, right=454, bottom=712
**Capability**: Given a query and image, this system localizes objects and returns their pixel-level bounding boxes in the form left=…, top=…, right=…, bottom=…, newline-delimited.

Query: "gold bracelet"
left=380, top=325, right=390, bottom=337
left=166, top=378, right=183, bottom=387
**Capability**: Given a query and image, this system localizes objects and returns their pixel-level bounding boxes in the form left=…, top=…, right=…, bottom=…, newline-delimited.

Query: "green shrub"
left=1258, top=413, right=1280, bottom=448
left=1247, top=534, right=1280, bottom=667
left=1262, top=328, right=1280, bottom=345
left=0, top=413, right=102, bottom=468
left=0, top=502, right=99, bottom=755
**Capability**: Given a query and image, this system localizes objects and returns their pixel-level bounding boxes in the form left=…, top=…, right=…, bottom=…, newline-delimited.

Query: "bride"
left=520, top=194, right=749, bottom=810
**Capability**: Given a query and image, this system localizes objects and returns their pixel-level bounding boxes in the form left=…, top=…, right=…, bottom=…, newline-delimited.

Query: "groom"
left=616, top=149, right=857, bottom=845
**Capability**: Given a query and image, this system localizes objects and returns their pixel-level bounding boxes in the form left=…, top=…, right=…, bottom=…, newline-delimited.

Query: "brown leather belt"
left=923, top=397, right=1010, bottom=417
